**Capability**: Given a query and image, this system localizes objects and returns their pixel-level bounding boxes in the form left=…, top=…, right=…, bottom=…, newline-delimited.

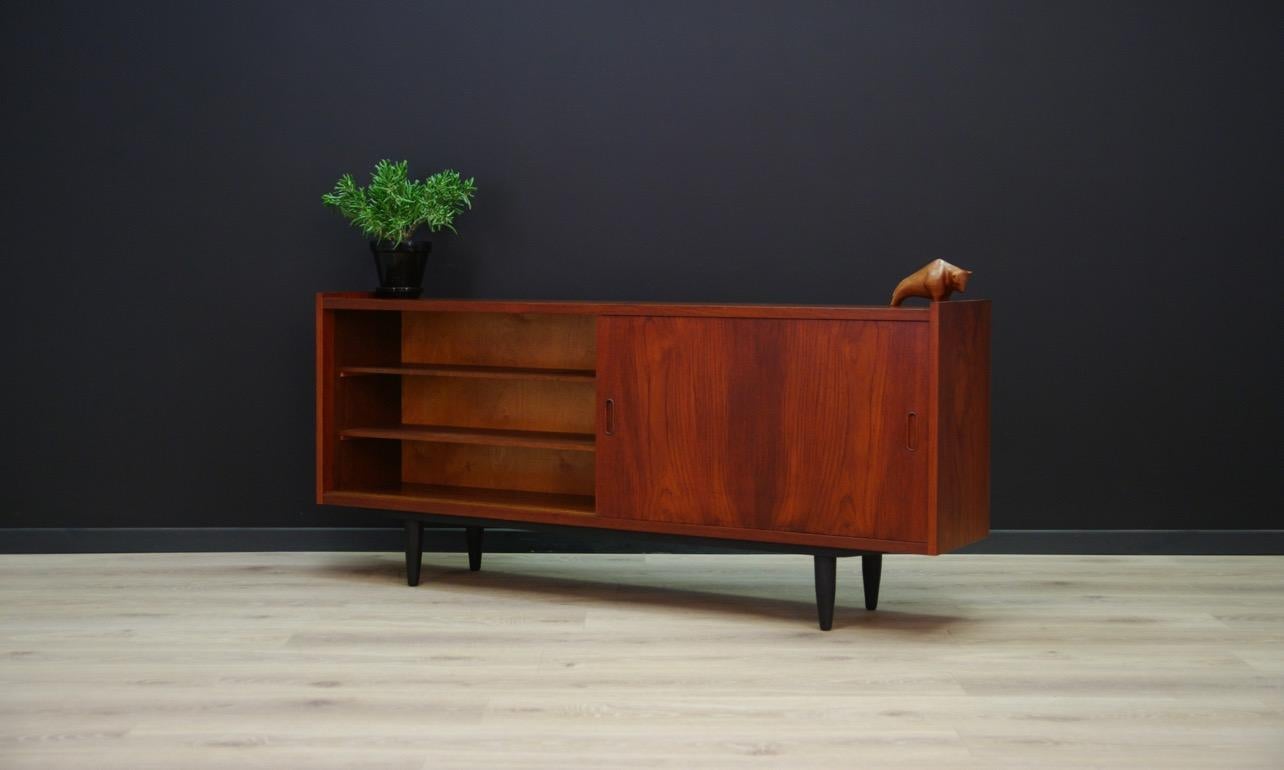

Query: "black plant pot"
left=370, top=240, right=431, bottom=298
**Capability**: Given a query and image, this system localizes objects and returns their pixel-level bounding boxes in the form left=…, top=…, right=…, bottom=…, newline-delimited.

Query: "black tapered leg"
left=466, top=526, right=484, bottom=571
left=862, top=553, right=882, bottom=610
left=814, top=554, right=837, bottom=631
left=404, top=520, right=423, bottom=587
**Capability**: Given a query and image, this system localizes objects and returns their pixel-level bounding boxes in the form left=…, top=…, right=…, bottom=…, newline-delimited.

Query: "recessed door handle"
left=907, top=411, right=918, bottom=451
left=605, top=399, right=615, bottom=436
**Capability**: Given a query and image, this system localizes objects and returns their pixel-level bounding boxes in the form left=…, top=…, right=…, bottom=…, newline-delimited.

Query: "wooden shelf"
left=326, top=483, right=596, bottom=517
left=340, top=424, right=596, bottom=452
left=339, top=363, right=595, bottom=383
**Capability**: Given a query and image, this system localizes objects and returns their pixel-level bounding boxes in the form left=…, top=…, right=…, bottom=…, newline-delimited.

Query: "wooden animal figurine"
left=890, top=259, right=973, bottom=306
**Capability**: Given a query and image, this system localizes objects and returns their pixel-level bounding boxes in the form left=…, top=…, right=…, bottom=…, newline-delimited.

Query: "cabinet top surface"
left=317, top=292, right=987, bottom=321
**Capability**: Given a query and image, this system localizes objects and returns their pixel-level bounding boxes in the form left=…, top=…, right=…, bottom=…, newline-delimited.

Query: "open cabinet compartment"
left=325, top=310, right=597, bottom=515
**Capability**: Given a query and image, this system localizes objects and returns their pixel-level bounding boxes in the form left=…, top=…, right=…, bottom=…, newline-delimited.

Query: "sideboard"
left=316, top=292, right=990, bottom=629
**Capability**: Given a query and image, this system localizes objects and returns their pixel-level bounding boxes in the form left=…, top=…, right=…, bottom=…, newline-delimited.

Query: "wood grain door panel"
left=597, top=316, right=929, bottom=542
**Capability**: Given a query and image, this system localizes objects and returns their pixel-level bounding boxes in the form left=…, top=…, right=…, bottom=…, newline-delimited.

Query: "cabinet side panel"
left=931, top=300, right=991, bottom=553
left=316, top=297, right=333, bottom=502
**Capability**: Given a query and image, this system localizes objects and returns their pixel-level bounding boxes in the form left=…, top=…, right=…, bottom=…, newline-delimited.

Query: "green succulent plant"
left=322, top=159, right=476, bottom=247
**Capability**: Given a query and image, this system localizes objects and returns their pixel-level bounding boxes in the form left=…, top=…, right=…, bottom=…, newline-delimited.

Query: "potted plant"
left=322, top=159, right=476, bottom=297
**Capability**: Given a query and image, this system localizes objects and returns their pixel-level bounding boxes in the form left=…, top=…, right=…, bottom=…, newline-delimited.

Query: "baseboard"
left=954, top=529, right=1284, bottom=555
left=0, top=527, right=1281, bottom=555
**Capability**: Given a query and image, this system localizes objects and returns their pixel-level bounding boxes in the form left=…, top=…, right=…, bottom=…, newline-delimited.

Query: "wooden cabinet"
left=317, top=293, right=990, bottom=629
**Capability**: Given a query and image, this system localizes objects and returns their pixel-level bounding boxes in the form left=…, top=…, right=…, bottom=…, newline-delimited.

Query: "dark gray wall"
left=1, top=1, right=1279, bottom=532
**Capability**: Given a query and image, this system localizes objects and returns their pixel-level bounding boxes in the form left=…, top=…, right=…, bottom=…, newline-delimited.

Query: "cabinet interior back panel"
left=402, top=443, right=595, bottom=496
left=402, top=377, right=595, bottom=434
left=402, top=312, right=596, bottom=369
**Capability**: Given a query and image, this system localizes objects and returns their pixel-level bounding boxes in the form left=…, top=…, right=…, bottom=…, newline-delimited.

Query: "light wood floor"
left=1, top=552, right=1281, bottom=769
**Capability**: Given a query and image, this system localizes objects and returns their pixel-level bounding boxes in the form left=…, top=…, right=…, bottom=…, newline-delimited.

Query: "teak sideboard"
left=316, top=293, right=990, bottom=629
